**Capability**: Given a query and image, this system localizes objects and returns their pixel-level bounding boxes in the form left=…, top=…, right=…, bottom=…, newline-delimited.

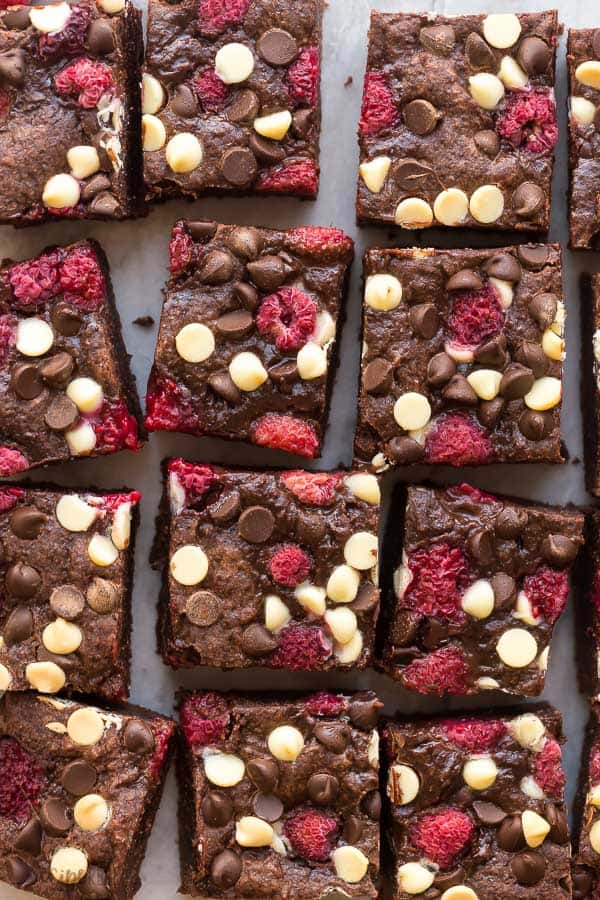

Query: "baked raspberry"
left=168, top=458, right=215, bottom=506
left=440, top=717, right=506, bottom=752
left=54, top=58, right=114, bottom=108
left=8, top=250, right=63, bottom=308
left=0, top=487, right=25, bottom=513
left=410, top=809, right=474, bottom=869
left=256, top=287, right=317, bottom=351
left=169, top=223, right=196, bottom=276
left=193, top=68, right=230, bottom=111
left=0, top=88, right=9, bottom=121
left=404, top=542, right=470, bottom=621
left=257, top=159, right=319, bottom=196
left=448, top=283, right=505, bottom=350
left=38, top=3, right=91, bottom=60
left=148, top=719, right=174, bottom=782
left=145, top=371, right=200, bottom=433
left=0, top=446, right=29, bottom=476
left=0, top=313, right=16, bottom=364
left=522, top=567, right=569, bottom=625
left=284, top=811, right=339, bottom=862
left=281, top=471, right=341, bottom=506
left=359, top=71, right=397, bottom=136
left=533, top=738, right=565, bottom=798
left=285, top=226, right=353, bottom=258
left=402, top=646, right=470, bottom=696
left=450, top=483, right=499, bottom=504
left=180, top=692, right=230, bottom=749
left=271, top=625, right=332, bottom=670
left=304, top=691, right=348, bottom=717
left=286, top=46, right=319, bottom=107
left=425, top=412, right=493, bottom=466
left=90, top=399, right=141, bottom=452
left=88, top=490, right=141, bottom=513
left=269, top=544, right=311, bottom=587
left=60, top=247, right=105, bottom=308
left=197, top=0, right=250, bottom=37
left=590, top=746, right=600, bottom=784
left=0, top=737, right=46, bottom=822
left=251, top=414, right=319, bottom=458
left=496, top=88, right=558, bottom=156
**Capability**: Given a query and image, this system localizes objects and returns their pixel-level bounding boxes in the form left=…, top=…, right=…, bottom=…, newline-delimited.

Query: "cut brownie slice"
left=378, top=482, right=584, bottom=697
left=0, top=691, right=175, bottom=900
left=355, top=244, right=565, bottom=469
left=143, top=0, right=322, bottom=201
left=577, top=509, right=600, bottom=697
left=177, top=689, right=381, bottom=897
left=0, top=239, right=143, bottom=474
left=382, top=705, right=570, bottom=898
left=0, top=0, right=144, bottom=225
left=357, top=11, right=559, bottom=232
left=568, top=29, right=600, bottom=248
left=583, top=274, right=600, bottom=495
left=573, top=706, right=600, bottom=899
left=154, top=459, right=380, bottom=671
left=145, top=221, right=353, bottom=458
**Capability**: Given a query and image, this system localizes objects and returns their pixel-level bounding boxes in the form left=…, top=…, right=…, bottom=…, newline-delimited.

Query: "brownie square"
left=576, top=510, right=600, bottom=697
left=0, top=691, right=175, bottom=900
left=568, top=29, right=600, bottom=248
left=378, top=482, right=584, bottom=697
left=354, top=244, right=564, bottom=469
left=382, top=705, right=570, bottom=898
left=177, top=689, right=381, bottom=897
left=154, top=459, right=381, bottom=671
left=145, top=221, right=353, bottom=459
left=0, top=0, right=144, bottom=225
left=573, top=706, right=600, bottom=898
left=0, top=239, right=143, bottom=475
left=356, top=11, right=559, bottom=232
left=582, top=274, right=600, bottom=494
left=143, top=0, right=322, bottom=201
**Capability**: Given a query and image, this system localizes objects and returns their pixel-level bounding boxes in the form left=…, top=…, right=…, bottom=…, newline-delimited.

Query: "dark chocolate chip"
left=295, top=511, right=326, bottom=545
left=541, top=534, right=578, bottom=567
left=477, top=397, right=505, bottom=430
left=188, top=221, right=217, bottom=242
left=81, top=175, right=111, bottom=203
left=39, top=351, right=75, bottom=385
left=248, top=132, right=286, bottom=163
left=513, top=182, right=545, bottom=218
left=404, top=99, right=439, bottom=135
left=363, top=357, right=392, bottom=394
left=515, top=341, right=549, bottom=378
left=208, top=490, right=241, bottom=524
left=2, top=7, right=31, bottom=29
left=123, top=720, right=155, bottom=754
left=351, top=582, right=379, bottom=614
left=483, top=253, right=522, bottom=282
left=86, top=577, right=118, bottom=614
left=6, top=857, right=36, bottom=888
left=500, top=363, right=535, bottom=400
left=247, top=255, right=288, bottom=291
left=387, top=436, right=425, bottom=464
left=268, top=359, right=298, bottom=383
left=10, top=506, right=46, bottom=540
left=49, top=585, right=85, bottom=619
left=39, top=798, right=72, bottom=836
left=396, top=157, right=435, bottom=191
left=496, top=507, right=528, bottom=538
left=0, top=48, right=25, bottom=87
left=343, top=816, right=363, bottom=843
left=472, top=800, right=506, bottom=824
left=313, top=723, right=350, bottom=754
left=465, top=32, right=496, bottom=70
left=519, top=409, right=553, bottom=441
left=170, top=83, right=198, bottom=117
left=61, top=760, right=98, bottom=796
left=241, top=623, right=278, bottom=657
left=238, top=506, right=275, bottom=543
left=11, top=363, right=43, bottom=400
left=517, top=36, right=551, bottom=75
left=497, top=813, right=526, bottom=852
left=208, top=372, right=242, bottom=405
left=468, top=528, right=494, bottom=565
left=349, top=695, right=381, bottom=731
left=490, top=572, right=517, bottom=609
left=442, top=374, right=478, bottom=405
left=572, top=866, right=594, bottom=898
left=5, top=562, right=40, bottom=598
left=211, top=850, right=242, bottom=889
left=292, top=108, right=313, bottom=137
left=186, top=590, right=220, bottom=626
left=445, top=269, right=483, bottom=292
left=226, top=88, right=260, bottom=123
left=257, top=27, right=298, bottom=65
left=544, top=802, right=568, bottom=844
left=221, top=147, right=258, bottom=187
left=308, top=773, right=339, bottom=805
left=15, top=817, right=42, bottom=855
left=202, top=792, right=234, bottom=827
left=529, top=292, right=558, bottom=328
left=87, top=18, right=115, bottom=55
left=233, top=281, right=259, bottom=311
left=419, top=24, right=455, bottom=54
left=409, top=303, right=439, bottom=338
left=361, top=790, right=381, bottom=820
left=518, top=245, right=549, bottom=269
left=199, top=250, right=234, bottom=285
left=253, top=793, right=284, bottom=822
left=227, top=226, right=263, bottom=260
left=44, top=395, right=79, bottom=432
left=215, top=309, right=254, bottom=339
left=4, top=606, right=33, bottom=646
left=474, top=129, right=500, bottom=156
left=427, top=352, right=456, bottom=387
left=247, top=757, right=279, bottom=793
left=512, top=850, right=546, bottom=885
left=89, top=191, right=120, bottom=217
left=51, top=305, right=83, bottom=337
left=79, top=866, right=110, bottom=899
left=133, top=315, right=154, bottom=327
left=393, top=610, right=420, bottom=646
left=473, top=335, right=507, bottom=368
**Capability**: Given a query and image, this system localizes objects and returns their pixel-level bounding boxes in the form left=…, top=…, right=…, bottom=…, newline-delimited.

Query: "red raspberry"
left=269, top=544, right=311, bottom=586
left=252, top=414, right=319, bottom=458
left=256, top=288, right=317, bottom=352
left=522, top=567, right=569, bottom=625
left=402, top=647, right=470, bottom=696
left=169, top=222, right=196, bottom=276
left=148, top=719, right=174, bottom=782
left=197, top=0, right=250, bottom=37
left=9, top=250, right=63, bottom=308
left=59, top=247, right=105, bottom=309
left=285, top=227, right=353, bottom=258
left=590, top=746, right=600, bottom=784
left=359, top=71, right=397, bottom=136
left=286, top=46, right=319, bottom=107
left=0, top=487, right=25, bottom=513
left=145, top=371, right=200, bottom=434
left=410, top=809, right=474, bottom=869
left=257, top=160, right=319, bottom=197
left=271, top=625, right=332, bottom=670
left=88, top=399, right=141, bottom=452
left=38, top=4, right=91, bottom=60
left=0, top=737, right=46, bottom=822
left=533, top=739, right=565, bottom=798
left=450, top=483, right=499, bottom=504
left=425, top=412, right=493, bottom=466
left=168, top=458, right=216, bottom=506
left=88, top=491, right=141, bottom=513
left=180, top=692, right=230, bottom=749
left=54, top=58, right=114, bottom=108
left=304, top=691, right=348, bottom=717
left=496, top=88, right=558, bottom=156
left=193, top=68, right=230, bottom=111
left=404, top=542, right=470, bottom=621
left=0, top=89, right=9, bottom=120
left=0, top=314, right=16, bottom=364
left=448, top=283, right=504, bottom=350
left=284, top=811, right=339, bottom=862
left=281, top=471, right=341, bottom=506
left=440, top=717, right=506, bottom=752
left=0, top=447, right=29, bottom=476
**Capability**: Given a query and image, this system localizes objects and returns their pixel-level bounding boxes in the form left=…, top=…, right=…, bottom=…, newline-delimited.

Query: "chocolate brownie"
left=568, top=29, right=600, bottom=248
left=0, top=239, right=143, bottom=475
left=143, top=0, right=322, bottom=201
left=154, top=460, right=380, bottom=671
left=0, top=691, right=175, bottom=900
left=382, top=705, right=570, bottom=898
left=357, top=11, right=559, bottom=232
left=177, top=689, right=381, bottom=897
left=354, top=244, right=565, bottom=469
left=0, top=484, right=139, bottom=701
left=572, top=706, right=600, bottom=899
left=378, top=483, right=584, bottom=697
left=583, top=274, right=600, bottom=495
left=576, top=510, right=600, bottom=697
left=145, top=221, right=353, bottom=459
left=0, top=0, right=144, bottom=225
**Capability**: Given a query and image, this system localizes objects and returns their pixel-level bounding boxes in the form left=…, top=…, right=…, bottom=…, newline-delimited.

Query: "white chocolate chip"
left=0, top=663, right=12, bottom=691
left=66, top=377, right=104, bottom=414
left=67, top=707, right=104, bottom=745
left=498, top=55, right=529, bottom=90
left=65, top=421, right=97, bottom=457
left=461, top=579, right=494, bottom=619
left=297, top=342, right=327, bottom=380
left=25, top=661, right=66, bottom=693
left=509, top=713, right=546, bottom=751
left=30, top=2, right=71, bottom=33
left=537, top=645, right=549, bottom=671
left=175, top=323, right=215, bottom=363
left=295, top=582, right=326, bottom=617
left=312, top=310, right=335, bottom=346
left=74, top=794, right=110, bottom=831
left=67, top=145, right=100, bottom=180
left=331, top=846, right=369, bottom=884
left=542, top=328, right=564, bottom=360
left=476, top=676, right=500, bottom=690
left=483, top=13, right=522, bottom=48
left=524, top=376, right=562, bottom=411
left=469, top=185, right=504, bottom=223
left=589, top=786, right=600, bottom=807
left=16, top=318, right=54, bottom=357
left=97, top=0, right=125, bottom=11
left=393, top=392, right=431, bottom=431
left=590, top=820, right=600, bottom=854
left=468, top=73, right=505, bottom=109
left=433, top=188, right=469, bottom=226
left=463, top=756, right=498, bottom=790
left=389, top=764, right=420, bottom=804
left=571, top=96, right=597, bottom=125
left=236, top=816, right=274, bottom=847
left=50, top=847, right=88, bottom=884
left=394, top=564, right=412, bottom=600
left=42, top=173, right=81, bottom=209
left=268, top=725, right=304, bottom=761
left=142, top=73, right=165, bottom=115
left=88, top=534, right=119, bottom=567
left=441, top=888, right=478, bottom=900
left=522, top=809, right=550, bottom=848
left=488, top=277, right=514, bottom=309
left=204, top=752, right=245, bottom=786
left=254, top=110, right=292, bottom=140
left=325, top=607, right=358, bottom=644
left=264, top=595, right=291, bottom=633
left=56, top=494, right=97, bottom=532
left=43, top=618, right=83, bottom=655
left=215, top=42, right=255, bottom=84
left=394, top=197, right=434, bottom=229
left=368, top=730, right=379, bottom=768
left=170, top=545, right=209, bottom=586
left=334, top=628, right=363, bottom=663
left=229, top=351, right=268, bottom=391
left=520, top=776, right=545, bottom=800
left=46, top=722, right=68, bottom=734
left=327, top=565, right=360, bottom=603
left=576, top=60, right=600, bottom=89
left=165, top=132, right=203, bottom=172
left=496, top=628, right=538, bottom=668
left=513, top=591, right=541, bottom=627
left=345, top=473, right=380, bottom=505
left=467, top=369, right=502, bottom=401
left=142, top=114, right=166, bottom=151
left=111, top=502, right=131, bottom=550
left=397, top=862, right=435, bottom=895
left=365, top=273, right=402, bottom=311
left=371, top=452, right=388, bottom=472
left=344, top=532, right=378, bottom=571
left=359, top=156, right=392, bottom=193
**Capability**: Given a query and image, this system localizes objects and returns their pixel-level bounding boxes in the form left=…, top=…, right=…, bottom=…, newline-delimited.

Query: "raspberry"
left=198, top=0, right=250, bottom=37
left=252, top=414, right=319, bottom=458
left=168, top=458, right=215, bottom=506
left=0, top=314, right=16, bottom=364
left=88, top=491, right=141, bottom=513
left=286, top=46, right=319, bottom=107
left=590, top=746, right=600, bottom=784
left=88, top=399, right=140, bottom=452
left=257, top=160, right=318, bottom=196
left=180, top=692, right=230, bottom=749
left=0, top=487, right=25, bottom=513
left=59, top=247, right=105, bottom=308
left=0, top=89, right=9, bottom=120
left=402, top=647, right=470, bottom=696
left=257, top=288, right=317, bottom=352
left=425, top=412, right=493, bottom=466
left=0, top=447, right=29, bottom=476
left=281, top=471, right=341, bottom=506
left=9, top=250, right=63, bottom=308
left=269, top=544, right=311, bottom=586
left=284, top=811, right=339, bottom=862
left=194, top=68, right=230, bottom=111
left=148, top=720, right=173, bottom=782
left=440, top=717, right=506, bottom=752
left=533, top=739, right=565, bottom=798
left=450, top=483, right=499, bottom=504
left=522, top=567, right=569, bottom=625
left=448, top=283, right=504, bottom=350
left=0, top=737, right=46, bottom=822
left=38, top=4, right=91, bottom=60
left=304, top=692, right=348, bottom=717
left=285, top=226, right=353, bottom=258
left=145, top=371, right=200, bottom=434
left=54, top=58, right=114, bottom=108
left=410, top=809, right=474, bottom=869
left=359, top=71, right=397, bottom=136
left=169, top=223, right=196, bottom=275
left=271, top=625, right=332, bottom=670
left=496, top=88, right=558, bottom=156
left=404, top=542, right=470, bottom=621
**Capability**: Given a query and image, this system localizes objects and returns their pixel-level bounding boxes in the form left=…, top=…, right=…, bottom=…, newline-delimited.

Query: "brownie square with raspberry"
left=354, top=244, right=564, bottom=469
left=145, top=221, right=353, bottom=458
left=378, top=483, right=584, bottom=697
left=143, top=0, right=322, bottom=201
left=382, top=705, right=570, bottom=898
left=153, top=459, right=381, bottom=671
left=0, top=0, right=144, bottom=225
left=572, top=707, right=600, bottom=898
left=357, top=11, right=559, bottom=232
left=568, top=29, right=600, bottom=248
left=583, top=274, right=600, bottom=495
left=177, top=689, right=381, bottom=897
left=0, top=691, right=175, bottom=900
left=0, top=239, right=143, bottom=475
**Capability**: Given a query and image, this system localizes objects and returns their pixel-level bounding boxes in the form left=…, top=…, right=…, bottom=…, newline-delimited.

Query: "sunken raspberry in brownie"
left=355, top=244, right=565, bottom=470
left=357, top=11, right=559, bottom=232
left=582, top=274, right=600, bottom=495
left=143, top=0, right=322, bottom=201
left=146, top=221, right=353, bottom=458
left=176, top=690, right=381, bottom=897
left=572, top=707, right=600, bottom=899
left=378, top=483, right=584, bottom=697
left=0, top=691, right=175, bottom=900
left=0, top=0, right=144, bottom=225
left=153, top=460, right=380, bottom=671
left=0, top=239, right=143, bottom=474
left=383, top=705, right=570, bottom=898
left=568, top=29, right=600, bottom=249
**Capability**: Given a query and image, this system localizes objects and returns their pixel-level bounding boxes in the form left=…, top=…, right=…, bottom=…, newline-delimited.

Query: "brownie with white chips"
left=582, top=274, right=600, bottom=495
left=568, top=29, right=600, bottom=248
left=572, top=706, right=600, bottom=899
